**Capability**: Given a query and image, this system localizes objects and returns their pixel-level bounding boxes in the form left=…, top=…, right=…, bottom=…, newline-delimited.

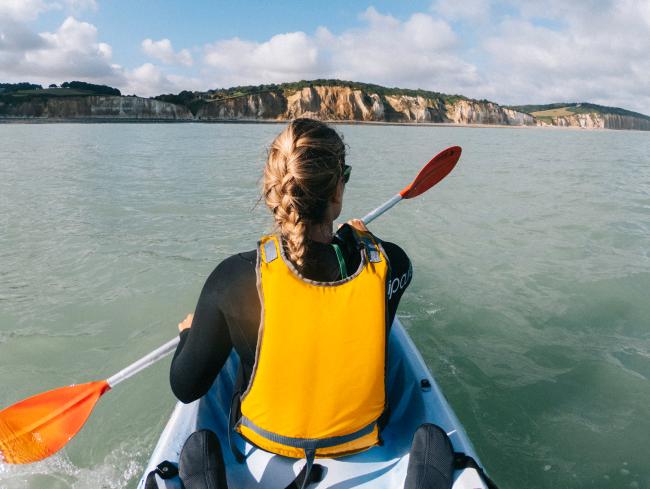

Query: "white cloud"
left=0, top=0, right=99, bottom=77
left=201, top=8, right=479, bottom=94
left=19, top=17, right=120, bottom=81
left=203, top=31, right=320, bottom=85
left=0, top=10, right=195, bottom=97
left=142, top=38, right=193, bottom=66
left=0, top=19, right=48, bottom=52
left=481, top=0, right=650, bottom=113
left=122, top=62, right=203, bottom=96
left=0, top=15, right=124, bottom=86
left=122, top=63, right=170, bottom=95
left=323, top=8, right=477, bottom=92
left=0, top=0, right=52, bottom=22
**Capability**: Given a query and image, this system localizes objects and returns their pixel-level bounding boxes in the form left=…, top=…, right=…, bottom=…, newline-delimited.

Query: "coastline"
left=0, top=117, right=637, bottom=131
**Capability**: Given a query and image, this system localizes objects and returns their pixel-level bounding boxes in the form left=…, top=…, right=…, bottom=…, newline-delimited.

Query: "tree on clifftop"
left=0, top=82, right=43, bottom=93
left=61, top=81, right=121, bottom=96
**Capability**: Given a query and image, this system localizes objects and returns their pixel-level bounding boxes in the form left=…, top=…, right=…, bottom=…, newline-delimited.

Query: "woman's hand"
left=178, top=313, right=194, bottom=332
left=345, top=219, right=368, bottom=232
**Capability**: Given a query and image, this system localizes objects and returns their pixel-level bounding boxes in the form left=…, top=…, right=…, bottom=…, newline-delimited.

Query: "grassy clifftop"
left=0, top=82, right=123, bottom=112
left=509, top=102, right=650, bottom=122
left=164, top=79, right=471, bottom=102
left=154, top=79, right=478, bottom=115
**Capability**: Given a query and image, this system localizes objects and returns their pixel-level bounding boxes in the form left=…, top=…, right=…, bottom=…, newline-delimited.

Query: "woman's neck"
left=308, top=221, right=334, bottom=243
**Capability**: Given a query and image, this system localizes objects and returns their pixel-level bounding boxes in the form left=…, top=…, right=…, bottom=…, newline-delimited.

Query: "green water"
left=0, top=123, right=649, bottom=488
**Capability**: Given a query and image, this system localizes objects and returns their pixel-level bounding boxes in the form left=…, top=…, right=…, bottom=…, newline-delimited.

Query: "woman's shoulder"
left=217, top=249, right=257, bottom=269
left=206, top=249, right=257, bottom=292
left=379, top=239, right=409, bottom=265
left=376, top=238, right=411, bottom=281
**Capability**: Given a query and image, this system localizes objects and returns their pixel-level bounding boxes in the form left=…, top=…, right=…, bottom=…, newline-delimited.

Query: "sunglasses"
left=342, top=164, right=352, bottom=184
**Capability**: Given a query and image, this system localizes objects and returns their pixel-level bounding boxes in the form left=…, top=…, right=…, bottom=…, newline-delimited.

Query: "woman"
left=170, top=118, right=412, bottom=487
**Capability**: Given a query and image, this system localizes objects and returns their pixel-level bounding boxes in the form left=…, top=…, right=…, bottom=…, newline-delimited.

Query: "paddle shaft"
left=362, top=193, right=402, bottom=225
left=107, top=336, right=180, bottom=388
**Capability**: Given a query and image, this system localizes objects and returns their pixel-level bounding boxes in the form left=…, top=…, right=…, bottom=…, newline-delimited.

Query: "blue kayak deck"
left=139, top=320, right=487, bottom=488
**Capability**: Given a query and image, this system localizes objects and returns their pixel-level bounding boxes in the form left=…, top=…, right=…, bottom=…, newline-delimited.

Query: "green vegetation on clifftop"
left=154, top=79, right=474, bottom=111
left=509, top=102, right=650, bottom=121
left=0, top=81, right=121, bottom=108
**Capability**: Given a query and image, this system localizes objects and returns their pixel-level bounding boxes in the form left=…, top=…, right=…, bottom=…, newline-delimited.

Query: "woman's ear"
left=331, top=180, right=344, bottom=205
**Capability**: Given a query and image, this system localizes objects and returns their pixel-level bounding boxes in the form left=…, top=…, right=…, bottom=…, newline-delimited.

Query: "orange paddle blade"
left=0, top=380, right=110, bottom=464
left=400, top=146, right=462, bottom=199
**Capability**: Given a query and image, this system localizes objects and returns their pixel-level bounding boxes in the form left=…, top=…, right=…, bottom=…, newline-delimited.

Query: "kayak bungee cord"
left=0, top=145, right=461, bottom=465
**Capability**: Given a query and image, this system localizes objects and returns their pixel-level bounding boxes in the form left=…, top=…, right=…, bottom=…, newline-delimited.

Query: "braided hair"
left=263, top=118, right=346, bottom=269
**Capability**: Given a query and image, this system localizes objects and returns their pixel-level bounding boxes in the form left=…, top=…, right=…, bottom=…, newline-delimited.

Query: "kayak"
left=138, top=319, right=488, bottom=488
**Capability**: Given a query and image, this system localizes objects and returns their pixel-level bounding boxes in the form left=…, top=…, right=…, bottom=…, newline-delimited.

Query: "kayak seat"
left=179, top=430, right=228, bottom=489
left=404, top=424, right=455, bottom=489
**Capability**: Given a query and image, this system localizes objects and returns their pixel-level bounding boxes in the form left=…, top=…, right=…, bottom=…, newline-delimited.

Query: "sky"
left=1, top=0, right=649, bottom=115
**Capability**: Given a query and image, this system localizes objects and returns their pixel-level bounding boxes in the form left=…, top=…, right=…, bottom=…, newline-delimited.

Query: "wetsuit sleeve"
left=380, top=240, right=413, bottom=325
left=169, top=262, right=233, bottom=403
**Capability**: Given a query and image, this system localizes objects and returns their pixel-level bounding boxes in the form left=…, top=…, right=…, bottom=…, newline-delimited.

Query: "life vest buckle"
left=367, top=248, right=381, bottom=263
left=263, top=240, right=278, bottom=263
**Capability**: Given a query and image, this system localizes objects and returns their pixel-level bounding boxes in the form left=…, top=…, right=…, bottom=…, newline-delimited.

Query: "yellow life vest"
left=236, top=232, right=389, bottom=461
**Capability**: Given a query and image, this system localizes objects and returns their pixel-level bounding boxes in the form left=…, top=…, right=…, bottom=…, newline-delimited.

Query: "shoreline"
left=0, top=117, right=643, bottom=132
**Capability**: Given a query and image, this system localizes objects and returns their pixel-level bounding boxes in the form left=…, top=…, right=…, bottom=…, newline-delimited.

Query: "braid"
left=281, top=206, right=308, bottom=268
left=263, top=118, right=346, bottom=270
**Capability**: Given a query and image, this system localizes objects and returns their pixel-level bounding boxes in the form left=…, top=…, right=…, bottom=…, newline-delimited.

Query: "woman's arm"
left=169, top=264, right=233, bottom=403
left=381, top=241, right=413, bottom=324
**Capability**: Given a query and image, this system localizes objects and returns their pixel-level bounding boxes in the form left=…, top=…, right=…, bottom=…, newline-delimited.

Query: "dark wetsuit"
left=170, top=224, right=412, bottom=404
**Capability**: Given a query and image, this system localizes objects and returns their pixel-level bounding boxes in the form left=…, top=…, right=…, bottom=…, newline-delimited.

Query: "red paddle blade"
left=399, top=146, right=462, bottom=199
left=0, top=380, right=110, bottom=464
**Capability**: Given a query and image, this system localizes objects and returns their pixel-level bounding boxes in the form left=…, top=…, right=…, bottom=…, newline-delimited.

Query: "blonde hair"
left=263, top=118, right=346, bottom=269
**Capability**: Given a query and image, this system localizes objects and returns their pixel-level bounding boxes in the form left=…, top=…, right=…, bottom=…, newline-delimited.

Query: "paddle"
left=0, top=145, right=461, bottom=465
left=362, top=145, right=461, bottom=224
left=0, top=338, right=180, bottom=464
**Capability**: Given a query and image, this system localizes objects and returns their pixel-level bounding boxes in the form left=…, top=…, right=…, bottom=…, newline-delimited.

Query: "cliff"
left=196, top=86, right=536, bottom=126
left=510, top=102, right=650, bottom=131
left=2, top=80, right=648, bottom=130
left=540, top=113, right=650, bottom=131
left=0, top=95, right=192, bottom=120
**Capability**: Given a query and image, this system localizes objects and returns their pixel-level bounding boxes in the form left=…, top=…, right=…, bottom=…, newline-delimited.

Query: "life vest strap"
left=263, top=239, right=278, bottom=263
left=281, top=448, right=324, bottom=489
left=331, top=243, right=348, bottom=278
left=228, top=364, right=247, bottom=463
left=352, top=229, right=382, bottom=263
left=239, top=416, right=377, bottom=450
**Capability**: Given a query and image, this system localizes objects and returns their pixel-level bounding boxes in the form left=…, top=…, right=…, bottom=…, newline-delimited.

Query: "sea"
left=0, top=123, right=648, bottom=489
